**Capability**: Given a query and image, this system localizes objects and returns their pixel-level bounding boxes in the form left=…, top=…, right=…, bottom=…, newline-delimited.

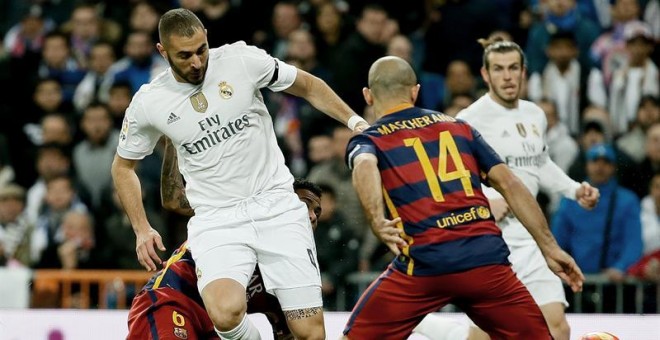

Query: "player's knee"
left=206, top=300, right=247, bottom=331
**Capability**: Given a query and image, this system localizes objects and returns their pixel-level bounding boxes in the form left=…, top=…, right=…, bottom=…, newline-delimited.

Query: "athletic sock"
left=215, top=314, right=262, bottom=340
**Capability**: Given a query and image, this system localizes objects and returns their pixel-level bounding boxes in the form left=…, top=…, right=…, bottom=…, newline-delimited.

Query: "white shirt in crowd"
left=640, top=195, right=660, bottom=255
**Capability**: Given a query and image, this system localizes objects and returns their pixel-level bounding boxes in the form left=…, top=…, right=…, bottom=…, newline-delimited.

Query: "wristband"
left=347, top=115, right=367, bottom=131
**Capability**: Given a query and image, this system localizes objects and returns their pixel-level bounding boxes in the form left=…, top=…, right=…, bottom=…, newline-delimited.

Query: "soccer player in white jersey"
left=111, top=8, right=368, bottom=340
left=413, top=39, right=600, bottom=340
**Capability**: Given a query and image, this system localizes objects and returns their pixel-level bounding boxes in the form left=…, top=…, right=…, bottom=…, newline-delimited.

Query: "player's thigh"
left=540, top=302, right=570, bottom=340
left=458, top=265, right=551, bottom=340
left=344, top=267, right=450, bottom=340
left=128, top=301, right=215, bottom=340
left=254, top=194, right=321, bottom=292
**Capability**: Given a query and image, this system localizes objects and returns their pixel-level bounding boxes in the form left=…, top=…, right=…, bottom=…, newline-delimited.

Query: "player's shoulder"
left=129, top=71, right=171, bottom=105
left=519, top=99, right=547, bottom=122
left=215, top=40, right=269, bottom=59
left=455, top=95, right=489, bottom=121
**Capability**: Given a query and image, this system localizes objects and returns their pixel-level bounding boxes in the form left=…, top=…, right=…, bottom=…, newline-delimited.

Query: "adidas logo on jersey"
left=167, top=112, right=180, bottom=124
left=501, top=130, right=510, bottom=138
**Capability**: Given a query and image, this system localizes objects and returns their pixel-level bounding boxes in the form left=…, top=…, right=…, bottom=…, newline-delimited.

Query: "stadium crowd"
left=0, top=0, right=658, bottom=312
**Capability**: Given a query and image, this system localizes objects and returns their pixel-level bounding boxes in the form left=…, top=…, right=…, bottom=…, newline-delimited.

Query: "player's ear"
left=362, top=87, right=373, bottom=106
left=156, top=43, right=167, bottom=60
left=411, top=84, right=420, bottom=104
left=480, top=66, right=489, bottom=85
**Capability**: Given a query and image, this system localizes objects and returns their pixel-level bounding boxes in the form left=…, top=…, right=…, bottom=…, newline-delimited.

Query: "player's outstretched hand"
left=489, top=198, right=510, bottom=222
left=353, top=121, right=370, bottom=133
left=373, top=217, right=407, bottom=256
left=136, top=228, right=166, bottom=271
left=576, top=181, right=600, bottom=210
left=544, top=247, right=585, bottom=293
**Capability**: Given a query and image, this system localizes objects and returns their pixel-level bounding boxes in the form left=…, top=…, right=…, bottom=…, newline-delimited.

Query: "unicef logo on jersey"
left=436, top=206, right=492, bottom=229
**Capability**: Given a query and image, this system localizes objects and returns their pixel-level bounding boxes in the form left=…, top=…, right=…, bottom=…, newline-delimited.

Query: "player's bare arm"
left=351, top=153, right=406, bottom=255
left=111, top=155, right=166, bottom=271
left=487, top=164, right=585, bottom=293
left=160, top=137, right=194, bottom=217
left=283, top=69, right=368, bottom=132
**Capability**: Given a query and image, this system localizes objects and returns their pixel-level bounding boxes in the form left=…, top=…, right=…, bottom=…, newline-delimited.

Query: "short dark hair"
left=548, top=31, right=577, bottom=46
left=316, top=183, right=335, bottom=199
left=158, top=8, right=205, bottom=46
left=293, top=178, right=322, bottom=199
left=479, top=37, right=526, bottom=70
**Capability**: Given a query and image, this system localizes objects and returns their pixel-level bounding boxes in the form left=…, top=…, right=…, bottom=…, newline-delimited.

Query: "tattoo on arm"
left=283, top=307, right=322, bottom=320
left=161, top=138, right=194, bottom=216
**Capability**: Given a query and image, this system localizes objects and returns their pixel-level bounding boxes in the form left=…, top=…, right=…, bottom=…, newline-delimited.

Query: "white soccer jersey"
left=117, top=42, right=298, bottom=211
left=457, top=94, right=580, bottom=245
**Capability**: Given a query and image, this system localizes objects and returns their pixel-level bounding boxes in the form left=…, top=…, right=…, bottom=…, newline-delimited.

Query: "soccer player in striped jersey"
left=342, top=56, right=584, bottom=339
left=127, top=138, right=322, bottom=339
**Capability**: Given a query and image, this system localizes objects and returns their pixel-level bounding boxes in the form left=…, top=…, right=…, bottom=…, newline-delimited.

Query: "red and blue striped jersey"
left=136, top=242, right=290, bottom=336
left=346, top=106, right=510, bottom=276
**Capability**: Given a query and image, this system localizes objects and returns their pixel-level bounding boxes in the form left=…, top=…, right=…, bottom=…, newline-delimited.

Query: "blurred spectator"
left=553, top=143, right=642, bottom=281
left=617, top=95, right=660, bottom=163
left=608, top=21, right=659, bottom=136
left=128, top=1, right=163, bottom=42
left=40, top=113, right=73, bottom=148
left=73, top=102, right=118, bottom=211
left=99, top=186, right=166, bottom=269
left=196, top=0, right=243, bottom=48
left=54, top=211, right=96, bottom=270
left=386, top=34, right=445, bottom=112
left=73, top=41, right=117, bottom=113
left=25, top=143, right=71, bottom=225
left=2, top=4, right=54, bottom=59
left=644, top=0, right=659, bottom=43
left=0, top=184, right=33, bottom=267
left=538, top=98, right=579, bottom=172
left=443, top=94, right=474, bottom=118
left=106, top=30, right=168, bottom=95
left=307, top=134, right=333, bottom=167
left=526, top=0, right=600, bottom=75
left=107, top=81, right=133, bottom=128
left=635, top=123, right=660, bottom=198
left=31, top=175, right=89, bottom=267
left=308, top=126, right=367, bottom=239
left=333, top=4, right=387, bottom=113
left=37, top=31, right=86, bottom=107
left=0, top=134, right=15, bottom=188
left=640, top=172, right=660, bottom=255
left=315, top=184, right=359, bottom=311
left=311, top=2, right=351, bottom=69
left=60, top=3, right=122, bottom=68
left=568, top=118, right=608, bottom=181
left=423, top=0, right=505, bottom=76
left=528, top=31, right=607, bottom=135
left=590, top=0, right=642, bottom=84
left=255, top=1, right=303, bottom=59
left=442, top=60, right=477, bottom=111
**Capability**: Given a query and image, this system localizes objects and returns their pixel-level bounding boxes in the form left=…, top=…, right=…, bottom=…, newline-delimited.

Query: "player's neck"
left=375, top=102, right=414, bottom=118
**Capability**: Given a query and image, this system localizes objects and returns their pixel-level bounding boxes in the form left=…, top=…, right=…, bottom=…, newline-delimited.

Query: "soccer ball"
left=579, top=332, right=620, bottom=340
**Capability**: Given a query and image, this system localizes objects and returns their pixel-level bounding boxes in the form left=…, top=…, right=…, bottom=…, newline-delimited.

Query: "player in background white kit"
left=111, top=8, right=368, bottom=340
left=413, top=39, right=600, bottom=340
